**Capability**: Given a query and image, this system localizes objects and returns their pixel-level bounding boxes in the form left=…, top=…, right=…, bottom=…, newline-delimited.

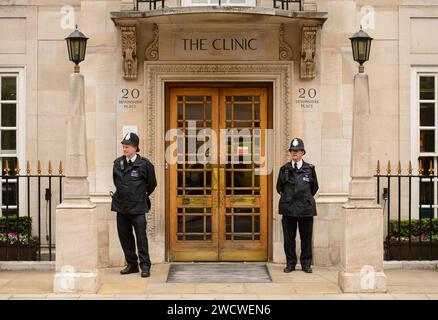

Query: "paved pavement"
left=0, top=264, right=437, bottom=300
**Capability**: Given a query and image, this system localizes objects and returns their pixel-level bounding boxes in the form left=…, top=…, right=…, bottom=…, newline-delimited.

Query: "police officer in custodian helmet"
left=276, top=138, right=319, bottom=273
left=111, top=132, right=157, bottom=277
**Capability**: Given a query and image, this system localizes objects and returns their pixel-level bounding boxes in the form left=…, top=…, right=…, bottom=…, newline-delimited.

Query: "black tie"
left=294, top=162, right=298, bottom=171
left=128, top=160, right=132, bottom=165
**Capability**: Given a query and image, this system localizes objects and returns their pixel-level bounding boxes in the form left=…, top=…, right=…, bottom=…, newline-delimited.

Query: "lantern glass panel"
left=358, top=40, right=367, bottom=62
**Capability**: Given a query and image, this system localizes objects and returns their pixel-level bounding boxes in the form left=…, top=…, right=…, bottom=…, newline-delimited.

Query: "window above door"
left=181, top=0, right=256, bottom=6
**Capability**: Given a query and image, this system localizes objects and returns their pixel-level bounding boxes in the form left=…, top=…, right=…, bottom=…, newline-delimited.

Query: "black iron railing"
left=273, top=0, right=302, bottom=11
left=136, top=0, right=165, bottom=10
left=0, top=160, right=64, bottom=261
left=135, top=0, right=303, bottom=11
left=376, top=160, right=438, bottom=261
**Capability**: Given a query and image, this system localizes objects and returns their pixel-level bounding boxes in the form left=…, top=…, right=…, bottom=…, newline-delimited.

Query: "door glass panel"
left=186, top=95, right=205, bottom=101
left=234, top=104, right=252, bottom=120
left=234, top=216, right=252, bottom=233
left=185, top=215, right=204, bottom=233
left=234, top=208, right=252, bottom=214
left=233, top=170, right=252, bottom=187
left=185, top=104, right=204, bottom=120
left=234, top=234, right=252, bottom=240
left=233, top=96, right=252, bottom=102
left=185, top=171, right=204, bottom=188
left=186, top=235, right=204, bottom=240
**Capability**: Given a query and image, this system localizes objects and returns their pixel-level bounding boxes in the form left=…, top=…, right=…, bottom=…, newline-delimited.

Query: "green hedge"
left=389, top=219, right=438, bottom=241
left=0, top=216, right=32, bottom=237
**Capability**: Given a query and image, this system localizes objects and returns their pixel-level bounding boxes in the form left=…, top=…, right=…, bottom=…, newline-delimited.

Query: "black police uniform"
left=276, top=138, right=319, bottom=273
left=111, top=133, right=157, bottom=276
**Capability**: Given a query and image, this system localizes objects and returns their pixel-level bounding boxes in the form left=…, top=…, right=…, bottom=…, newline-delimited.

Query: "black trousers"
left=116, top=212, right=151, bottom=268
left=281, top=215, right=313, bottom=268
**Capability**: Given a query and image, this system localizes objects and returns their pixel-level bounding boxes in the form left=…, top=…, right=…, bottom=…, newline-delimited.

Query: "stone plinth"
left=338, top=72, right=386, bottom=293
left=53, top=200, right=100, bottom=293
left=338, top=203, right=386, bottom=293
left=53, top=73, right=100, bottom=293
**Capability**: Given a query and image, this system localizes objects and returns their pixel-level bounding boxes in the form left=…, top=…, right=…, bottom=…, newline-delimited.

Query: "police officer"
left=276, top=138, right=318, bottom=273
left=111, top=132, right=157, bottom=278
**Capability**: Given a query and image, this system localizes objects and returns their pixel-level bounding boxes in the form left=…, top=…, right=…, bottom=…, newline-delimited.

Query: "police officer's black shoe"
left=283, top=265, right=295, bottom=273
left=302, top=267, right=313, bottom=273
left=141, top=268, right=150, bottom=278
left=120, top=264, right=139, bottom=275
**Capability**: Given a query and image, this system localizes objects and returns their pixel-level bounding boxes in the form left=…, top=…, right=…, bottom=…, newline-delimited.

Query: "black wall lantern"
left=65, top=25, right=89, bottom=73
left=349, top=26, right=373, bottom=73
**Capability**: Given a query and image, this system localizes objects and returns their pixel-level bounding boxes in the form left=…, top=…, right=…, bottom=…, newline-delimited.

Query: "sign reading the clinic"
left=159, top=27, right=278, bottom=60
left=181, top=38, right=257, bottom=52
left=117, top=86, right=143, bottom=112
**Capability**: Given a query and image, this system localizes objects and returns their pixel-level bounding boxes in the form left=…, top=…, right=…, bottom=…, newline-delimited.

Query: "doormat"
left=166, top=263, right=272, bottom=283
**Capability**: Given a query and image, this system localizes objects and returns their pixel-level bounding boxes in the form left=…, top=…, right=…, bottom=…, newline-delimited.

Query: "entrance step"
left=167, top=263, right=272, bottom=283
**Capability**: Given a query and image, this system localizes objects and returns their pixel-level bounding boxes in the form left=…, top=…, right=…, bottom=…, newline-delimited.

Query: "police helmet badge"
left=292, top=139, right=299, bottom=147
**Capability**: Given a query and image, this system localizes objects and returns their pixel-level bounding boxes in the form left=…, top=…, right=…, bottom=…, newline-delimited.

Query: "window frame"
left=0, top=67, right=26, bottom=216
left=411, top=67, right=438, bottom=219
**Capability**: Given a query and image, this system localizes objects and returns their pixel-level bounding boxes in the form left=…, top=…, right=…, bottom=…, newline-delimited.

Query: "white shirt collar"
left=126, top=154, right=137, bottom=163
left=291, top=159, right=303, bottom=169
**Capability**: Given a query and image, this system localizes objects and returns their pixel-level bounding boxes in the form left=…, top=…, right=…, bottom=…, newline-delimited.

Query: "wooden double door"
left=167, top=86, right=269, bottom=261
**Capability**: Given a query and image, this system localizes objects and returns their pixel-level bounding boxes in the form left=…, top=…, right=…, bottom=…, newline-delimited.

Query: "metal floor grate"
left=166, top=263, right=272, bottom=283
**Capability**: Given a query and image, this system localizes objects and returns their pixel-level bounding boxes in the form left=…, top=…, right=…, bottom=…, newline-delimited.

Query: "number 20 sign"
left=117, top=87, right=143, bottom=111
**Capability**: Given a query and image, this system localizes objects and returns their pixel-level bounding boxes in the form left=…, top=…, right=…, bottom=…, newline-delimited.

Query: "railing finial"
left=59, top=161, right=64, bottom=175
left=37, top=160, right=42, bottom=175
left=429, top=159, right=434, bottom=175
left=376, top=160, right=380, bottom=175
left=15, top=160, right=20, bottom=175
left=26, top=160, right=31, bottom=175
left=4, top=159, right=10, bottom=176
left=408, top=160, right=413, bottom=175
left=48, top=160, right=52, bottom=175
left=419, top=158, right=424, bottom=176
left=386, top=160, right=391, bottom=175
left=397, top=160, right=402, bottom=175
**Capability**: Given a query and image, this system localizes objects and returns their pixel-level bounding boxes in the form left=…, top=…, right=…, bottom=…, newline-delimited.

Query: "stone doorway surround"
left=143, top=61, right=293, bottom=263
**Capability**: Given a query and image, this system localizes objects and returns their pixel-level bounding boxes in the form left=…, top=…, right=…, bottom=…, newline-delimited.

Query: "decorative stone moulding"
left=145, top=23, right=159, bottom=61
left=121, top=25, right=138, bottom=79
left=279, top=24, right=293, bottom=61
left=300, top=26, right=318, bottom=79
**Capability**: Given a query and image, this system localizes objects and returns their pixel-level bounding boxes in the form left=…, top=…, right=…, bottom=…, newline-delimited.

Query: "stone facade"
left=1, top=0, right=438, bottom=267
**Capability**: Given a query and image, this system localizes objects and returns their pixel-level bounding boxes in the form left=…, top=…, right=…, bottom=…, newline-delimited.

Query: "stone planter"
left=0, top=243, right=38, bottom=261
left=385, top=239, right=438, bottom=260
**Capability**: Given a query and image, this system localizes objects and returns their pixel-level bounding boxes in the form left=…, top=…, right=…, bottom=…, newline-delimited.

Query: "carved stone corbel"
left=145, top=24, right=159, bottom=61
left=279, top=24, right=292, bottom=61
left=300, top=26, right=318, bottom=79
left=121, top=25, right=138, bottom=79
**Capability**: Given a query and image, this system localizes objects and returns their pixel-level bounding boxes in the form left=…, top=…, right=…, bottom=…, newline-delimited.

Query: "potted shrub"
left=385, top=218, right=438, bottom=260
left=0, top=216, right=39, bottom=261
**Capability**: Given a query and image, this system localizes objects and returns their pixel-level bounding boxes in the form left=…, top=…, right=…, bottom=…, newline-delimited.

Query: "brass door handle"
left=220, top=190, right=225, bottom=208
left=212, top=167, right=218, bottom=191
left=219, top=168, right=225, bottom=208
